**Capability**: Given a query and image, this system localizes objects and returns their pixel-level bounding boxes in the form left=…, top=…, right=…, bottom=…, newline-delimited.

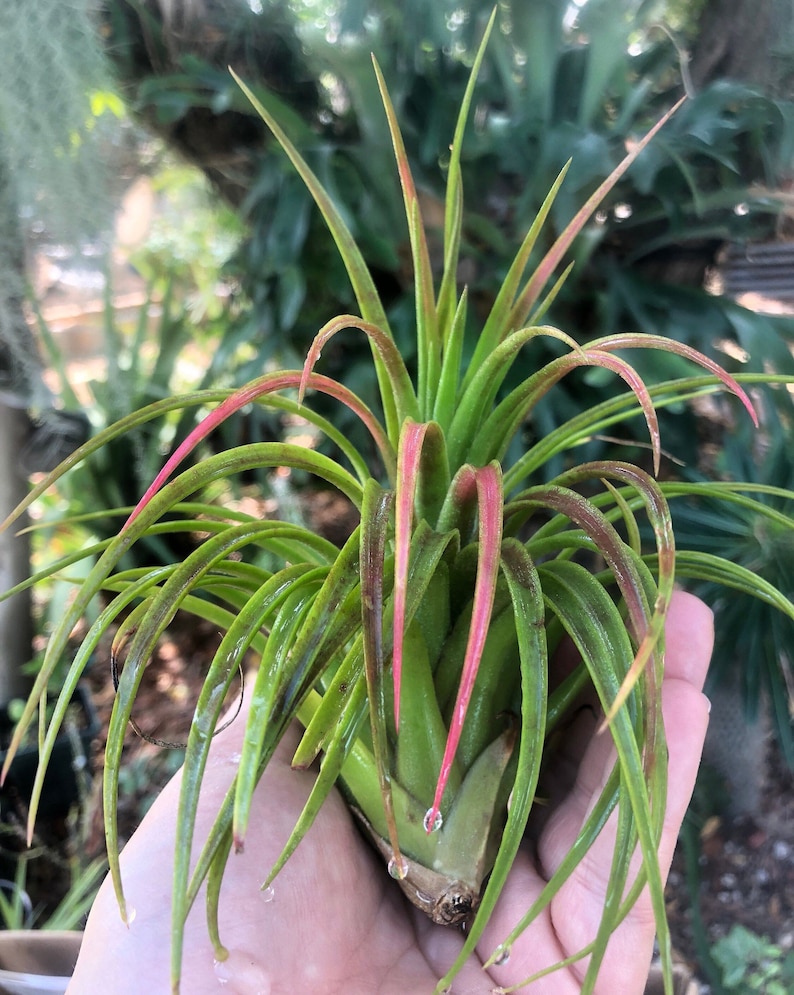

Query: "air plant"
left=3, top=13, right=794, bottom=995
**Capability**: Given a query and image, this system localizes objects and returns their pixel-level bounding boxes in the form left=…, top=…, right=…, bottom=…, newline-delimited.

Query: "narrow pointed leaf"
left=436, top=538, right=547, bottom=987
left=438, top=8, right=498, bottom=331
left=232, top=588, right=317, bottom=850
left=372, top=60, right=438, bottom=409
left=392, top=420, right=428, bottom=727
left=590, top=332, right=758, bottom=428
left=360, top=480, right=404, bottom=867
left=507, top=97, right=687, bottom=330
left=126, top=373, right=390, bottom=526
left=428, top=463, right=503, bottom=828
left=465, top=161, right=572, bottom=383
left=231, top=69, right=399, bottom=438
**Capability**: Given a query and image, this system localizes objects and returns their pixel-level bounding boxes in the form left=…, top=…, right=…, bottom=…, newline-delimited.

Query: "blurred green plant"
left=129, top=162, right=246, bottom=322
left=711, top=925, right=794, bottom=995
left=32, top=273, right=276, bottom=566
left=665, top=388, right=794, bottom=764
left=0, top=854, right=107, bottom=932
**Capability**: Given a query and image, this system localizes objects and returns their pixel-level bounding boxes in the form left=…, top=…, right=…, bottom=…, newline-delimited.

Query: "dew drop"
left=493, top=944, right=511, bottom=966
left=213, top=949, right=271, bottom=994
left=124, top=902, right=137, bottom=926
left=423, top=807, right=443, bottom=833
left=213, top=958, right=230, bottom=987
left=387, top=854, right=409, bottom=880
left=259, top=884, right=275, bottom=904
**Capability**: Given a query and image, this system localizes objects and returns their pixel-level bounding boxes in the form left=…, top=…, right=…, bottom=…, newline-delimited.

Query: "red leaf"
left=392, top=420, right=430, bottom=728
left=123, top=371, right=392, bottom=527
left=427, top=463, right=503, bottom=829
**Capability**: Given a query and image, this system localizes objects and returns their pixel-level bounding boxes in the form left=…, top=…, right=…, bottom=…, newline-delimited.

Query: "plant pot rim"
left=0, top=930, right=82, bottom=994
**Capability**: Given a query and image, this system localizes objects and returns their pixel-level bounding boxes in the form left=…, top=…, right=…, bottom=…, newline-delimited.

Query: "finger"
left=659, top=588, right=713, bottom=690
left=537, top=590, right=714, bottom=990
left=541, top=589, right=714, bottom=871
left=478, top=591, right=714, bottom=994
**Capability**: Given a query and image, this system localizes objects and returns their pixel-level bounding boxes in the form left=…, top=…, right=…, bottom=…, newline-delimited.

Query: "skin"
left=68, top=590, right=713, bottom=995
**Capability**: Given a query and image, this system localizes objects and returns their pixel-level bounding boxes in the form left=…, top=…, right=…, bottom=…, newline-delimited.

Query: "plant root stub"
left=352, top=807, right=480, bottom=929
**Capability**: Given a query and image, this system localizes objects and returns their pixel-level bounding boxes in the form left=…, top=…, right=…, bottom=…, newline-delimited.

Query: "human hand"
left=68, top=590, right=713, bottom=995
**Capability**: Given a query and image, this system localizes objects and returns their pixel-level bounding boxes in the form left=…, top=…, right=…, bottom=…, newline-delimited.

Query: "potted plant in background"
left=2, top=14, right=794, bottom=995
left=0, top=854, right=105, bottom=995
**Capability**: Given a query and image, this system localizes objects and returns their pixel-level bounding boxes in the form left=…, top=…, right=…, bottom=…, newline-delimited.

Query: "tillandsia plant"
left=4, top=14, right=794, bottom=995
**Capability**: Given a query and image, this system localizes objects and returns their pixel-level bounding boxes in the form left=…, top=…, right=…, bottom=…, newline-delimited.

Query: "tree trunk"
left=0, top=160, right=38, bottom=702
left=690, top=0, right=779, bottom=89
left=101, top=0, right=320, bottom=209
left=0, top=401, right=32, bottom=703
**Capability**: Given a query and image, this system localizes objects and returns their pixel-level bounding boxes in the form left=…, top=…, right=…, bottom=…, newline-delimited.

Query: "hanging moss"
left=0, top=0, right=117, bottom=407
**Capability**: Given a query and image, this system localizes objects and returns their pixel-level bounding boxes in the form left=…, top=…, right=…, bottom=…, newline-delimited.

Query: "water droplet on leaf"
left=124, top=903, right=137, bottom=926
left=387, top=854, right=409, bottom=880
left=260, top=884, right=275, bottom=904
left=493, top=944, right=511, bottom=966
left=423, top=807, right=443, bottom=833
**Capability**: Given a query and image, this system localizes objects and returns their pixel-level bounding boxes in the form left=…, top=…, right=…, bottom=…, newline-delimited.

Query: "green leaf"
left=538, top=560, right=672, bottom=993
left=231, top=70, right=400, bottom=440
left=436, top=538, right=547, bottom=988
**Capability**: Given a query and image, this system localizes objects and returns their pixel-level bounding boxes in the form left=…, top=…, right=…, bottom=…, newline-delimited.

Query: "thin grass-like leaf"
left=392, top=420, right=429, bottom=727
left=231, top=70, right=400, bottom=439
left=432, top=289, right=468, bottom=430
left=539, top=561, right=672, bottom=994
left=590, top=332, right=758, bottom=428
left=485, top=766, right=621, bottom=977
left=427, top=463, right=503, bottom=828
left=465, top=162, right=572, bottom=384
left=470, top=347, right=661, bottom=470
left=371, top=60, right=438, bottom=411
left=437, top=8, right=498, bottom=335
left=435, top=538, right=547, bottom=990
left=22, top=567, right=174, bottom=834
left=171, top=569, right=315, bottom=963
left=511, top=483, right=653, bottom=645
left=507, top=97, right=687, bottom=331
left=126, top=373, right=389, bottom=526
left=264, top=665, right=368, bottom=887
left=450, top=325, right=581, bottom=466
left=232, top=588, right=319, bottom=850
left=554, top=463, right=674, bottom=724
left=360, top=480, right=405, bottom=868
left=105, top=523, right=299, bottom=916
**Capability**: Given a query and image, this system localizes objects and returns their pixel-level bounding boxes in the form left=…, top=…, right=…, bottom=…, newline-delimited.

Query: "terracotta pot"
left=0, top=931, right=82, bottom=995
